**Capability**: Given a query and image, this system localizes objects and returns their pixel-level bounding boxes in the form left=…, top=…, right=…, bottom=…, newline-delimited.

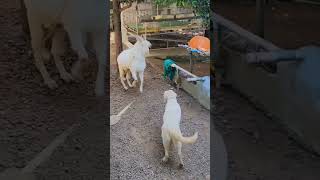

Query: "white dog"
left=23, top=0, right=107, bottom=96
left=162, top=90, right=198, bottom=168
left=117, top=35, right=151, bottom=93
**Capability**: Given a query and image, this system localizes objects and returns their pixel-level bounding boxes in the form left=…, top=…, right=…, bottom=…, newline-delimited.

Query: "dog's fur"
left=23, top=0, right=107, bottom=96
left=117, top=35, right=151, bottom=93
left=161, top=90, right=198, bottom=168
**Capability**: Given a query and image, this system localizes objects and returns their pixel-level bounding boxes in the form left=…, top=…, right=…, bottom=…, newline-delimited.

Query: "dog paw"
left=162, top=157, right=168, bottom=163
left=124, top=86, right=128, bottom=91
left=45, top=79, right=58, bottom=89
left=139, top=88, right=143, bottom=93
left=61, top=72, right=73, bottom=83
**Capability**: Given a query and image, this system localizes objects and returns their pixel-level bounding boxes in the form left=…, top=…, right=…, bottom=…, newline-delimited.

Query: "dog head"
left=163, top=90, right=177, bottom=103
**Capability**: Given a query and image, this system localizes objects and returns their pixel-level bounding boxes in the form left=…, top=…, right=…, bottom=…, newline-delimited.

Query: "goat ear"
left=134, top=35, right=142, bottom=43
left=138, top=35, right=144, bottom=42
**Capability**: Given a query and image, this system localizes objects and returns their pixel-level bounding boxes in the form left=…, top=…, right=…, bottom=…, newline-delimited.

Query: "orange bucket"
left=188, top=36, right=210, bottom=52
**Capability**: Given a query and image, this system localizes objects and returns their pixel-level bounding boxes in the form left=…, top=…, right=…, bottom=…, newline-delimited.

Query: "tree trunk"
left=113, top=0, right=122, bottom=73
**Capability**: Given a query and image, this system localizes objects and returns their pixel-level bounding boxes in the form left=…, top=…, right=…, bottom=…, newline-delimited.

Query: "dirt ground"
left=213, top=87, right=320, bottom=180
left=214, top=0, right=320, bottom=49
left=0, top=0, right=109, bottom=179
left=110, top=37, right=210, bottom=179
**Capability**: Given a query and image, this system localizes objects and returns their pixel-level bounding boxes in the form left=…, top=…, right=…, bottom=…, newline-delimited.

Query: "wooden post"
left=157, top=4, right=159, bottom=15
left=256, top=0, right=265, bottom=38
left=135, top=5, right=139, bottom=35
left=144, top=23, right=147, bottom=38
left=136, top=13, right=139, bottom=34
left=113, top=0, right=123, bottom=74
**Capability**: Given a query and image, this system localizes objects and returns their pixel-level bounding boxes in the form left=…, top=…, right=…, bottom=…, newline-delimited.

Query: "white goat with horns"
left=117, top=35, right=152, bottom=93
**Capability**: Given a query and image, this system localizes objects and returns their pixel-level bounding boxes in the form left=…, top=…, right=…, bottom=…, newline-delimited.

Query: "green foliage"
left=154, top=0, right=210, bottom=27
left=154, top=0, right=190, bottom=7
left=116, top=0, right=210, bottom=27
left=119, top=0, right=144, bottom=4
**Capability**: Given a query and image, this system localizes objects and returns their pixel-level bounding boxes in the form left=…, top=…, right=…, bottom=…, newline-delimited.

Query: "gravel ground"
left=0, top=0, right=109, bottom=178
left=110, top=42, right=210, bottom=179
left=213, top=87, right=320, bottom=180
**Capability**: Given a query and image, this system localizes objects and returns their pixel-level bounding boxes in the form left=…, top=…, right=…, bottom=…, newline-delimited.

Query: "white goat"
left=117, top=35, right=151, bottom=93
left=23, top=0, right=107, bottom=96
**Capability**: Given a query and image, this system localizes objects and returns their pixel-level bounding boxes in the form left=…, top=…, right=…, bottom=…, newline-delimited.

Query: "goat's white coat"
left=117, top=36, right=151, bottom=93
left=161, top=90, right=198, bottom=167
left=23, top=0, right=107, bottom=96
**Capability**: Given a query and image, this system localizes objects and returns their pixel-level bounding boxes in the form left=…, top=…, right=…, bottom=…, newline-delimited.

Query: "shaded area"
left=214, top=0, right=320, bottom=49
left=213, top=87, right=320, bottom=180
left=0, top=0, right=108, bottom=178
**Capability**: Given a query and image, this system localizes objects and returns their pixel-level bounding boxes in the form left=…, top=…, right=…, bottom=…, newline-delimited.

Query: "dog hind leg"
left=162, top=130, right=171, bottom=162
left=176, top=141, right=184, bottom=168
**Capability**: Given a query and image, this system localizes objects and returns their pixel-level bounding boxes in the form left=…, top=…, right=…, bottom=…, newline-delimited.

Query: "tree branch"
left=120, top=2, right=133, bottom=12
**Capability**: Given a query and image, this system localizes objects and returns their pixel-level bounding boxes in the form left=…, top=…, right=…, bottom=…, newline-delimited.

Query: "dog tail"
left=171, top=131, right=198, bottom=144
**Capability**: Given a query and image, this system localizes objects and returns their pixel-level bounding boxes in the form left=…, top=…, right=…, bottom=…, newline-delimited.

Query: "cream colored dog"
left=162, top=90, right=198, bottom=168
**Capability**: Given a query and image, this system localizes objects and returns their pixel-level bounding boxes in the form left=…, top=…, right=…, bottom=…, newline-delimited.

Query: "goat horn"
left=134, top=35, right=144, bottom=42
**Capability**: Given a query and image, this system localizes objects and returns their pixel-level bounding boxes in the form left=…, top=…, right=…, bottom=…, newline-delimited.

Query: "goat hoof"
left=71, top=71, right=83, bottom=82
left=61, top=72, right=73, bottom=83
left=45, top=79, right=58, bottom=89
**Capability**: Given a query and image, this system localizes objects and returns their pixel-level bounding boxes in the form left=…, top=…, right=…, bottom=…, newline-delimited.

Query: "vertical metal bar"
left=256, top=0, right=265, bottom=38
left=189, top=52, right=194, bottom=73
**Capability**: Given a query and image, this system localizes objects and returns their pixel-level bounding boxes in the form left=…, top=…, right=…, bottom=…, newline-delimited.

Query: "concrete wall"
left=181, top=79, right=210, bottom=110
left=220, top=47, right=320, bottom=154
